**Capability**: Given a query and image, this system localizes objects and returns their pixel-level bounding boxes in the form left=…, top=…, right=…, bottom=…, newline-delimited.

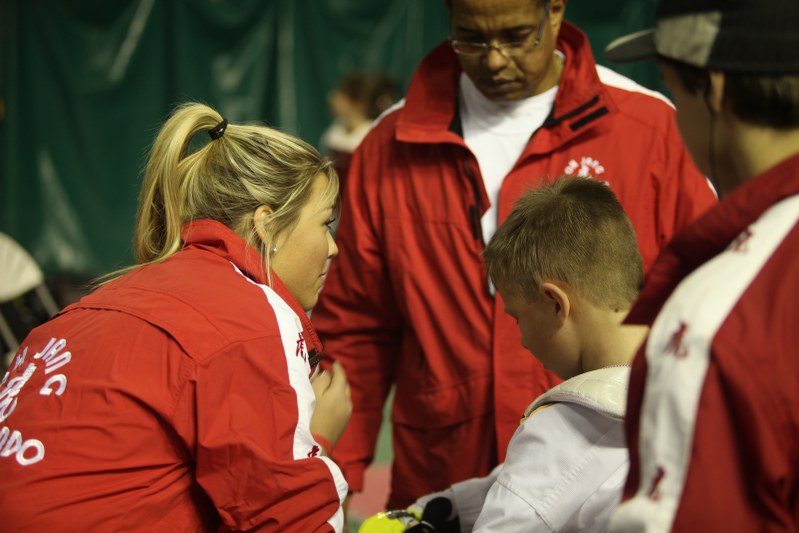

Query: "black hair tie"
left=208, top=118, right=228, bottom=140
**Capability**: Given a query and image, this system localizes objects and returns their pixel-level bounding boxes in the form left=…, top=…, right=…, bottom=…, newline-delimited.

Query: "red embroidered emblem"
left=647, top=466, right=665, bottom=501
left=295, top=332, right=307, bottom=362
left=307, top=445, right=320, bottom=458
left=731, top=228, right=753, bottom=253
left=665, top=322, right=689, bottom=359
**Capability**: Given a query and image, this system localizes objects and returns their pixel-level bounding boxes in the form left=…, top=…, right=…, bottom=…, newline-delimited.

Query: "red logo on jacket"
left=730, top=228, right=753, bottom=253
left=296, top=332, right=307, bottom=362
left=647, top=466, right=666, bottom=501
left=665, top=322, right=689, bottom=359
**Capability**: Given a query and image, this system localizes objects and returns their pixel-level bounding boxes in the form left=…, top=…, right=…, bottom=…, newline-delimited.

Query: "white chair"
left=0, top=232, right=60, bottom=369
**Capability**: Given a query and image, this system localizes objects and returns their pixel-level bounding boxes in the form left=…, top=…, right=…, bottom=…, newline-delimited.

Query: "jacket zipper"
left=462, top=158, right=484, bottom=246
left=462, top=157, right=497, bottom=297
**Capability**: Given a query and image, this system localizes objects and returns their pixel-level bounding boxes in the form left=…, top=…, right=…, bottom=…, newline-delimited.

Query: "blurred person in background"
left=320, top=72, right=397, bottom=186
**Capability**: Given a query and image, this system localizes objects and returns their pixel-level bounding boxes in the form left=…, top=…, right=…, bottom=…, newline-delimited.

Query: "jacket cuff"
left=449, top=463, right=503, bottom=532
left=340, top=461, right=366, bottom=493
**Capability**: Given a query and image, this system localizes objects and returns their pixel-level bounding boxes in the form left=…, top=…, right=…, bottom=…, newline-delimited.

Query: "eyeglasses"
left=449, top=0, right=551, bottom=57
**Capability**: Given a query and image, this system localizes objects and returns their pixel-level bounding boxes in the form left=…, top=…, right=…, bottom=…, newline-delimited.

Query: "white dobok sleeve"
left=473, top=403, right=628, bottom=533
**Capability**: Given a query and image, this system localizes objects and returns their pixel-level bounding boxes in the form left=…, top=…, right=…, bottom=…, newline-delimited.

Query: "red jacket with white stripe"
left=612, top=154, right=799, bottom=531
left=0, top=220, right=347, bottom=532
left=311, top=22, right=716, bottom=501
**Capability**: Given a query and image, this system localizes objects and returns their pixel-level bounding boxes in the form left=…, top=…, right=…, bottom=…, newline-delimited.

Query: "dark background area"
left=0, top=0, right=660, bottom=289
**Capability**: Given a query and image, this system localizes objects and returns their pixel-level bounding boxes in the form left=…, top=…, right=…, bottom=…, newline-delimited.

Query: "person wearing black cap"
left=605, top=0, right=799, bottom=530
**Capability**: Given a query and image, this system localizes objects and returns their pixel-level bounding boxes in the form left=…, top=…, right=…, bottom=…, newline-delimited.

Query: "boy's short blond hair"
left=483, top=177, right=643, bottom=311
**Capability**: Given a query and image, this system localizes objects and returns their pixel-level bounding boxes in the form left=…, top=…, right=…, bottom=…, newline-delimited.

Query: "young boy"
left=360, top=176, right=648, bottom=532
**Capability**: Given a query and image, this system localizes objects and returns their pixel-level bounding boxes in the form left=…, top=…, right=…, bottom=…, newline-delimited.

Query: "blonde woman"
left=0, top=103, right=351, bottom=532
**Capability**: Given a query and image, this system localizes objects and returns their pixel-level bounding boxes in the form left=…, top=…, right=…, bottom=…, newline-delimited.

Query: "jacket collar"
left=526, top=365, right=630, bottom=420
left=395, top=21, right=616, bottom=150
left=181, top=219, right=323, bottom=354
left=627, top=152, right=799, bottom=325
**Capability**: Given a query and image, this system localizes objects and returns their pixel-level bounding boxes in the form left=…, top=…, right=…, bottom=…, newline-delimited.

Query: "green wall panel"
left=0, top=0, right=660, bottom=277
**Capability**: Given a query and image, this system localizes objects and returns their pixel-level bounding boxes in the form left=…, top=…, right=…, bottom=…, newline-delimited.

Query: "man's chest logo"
left=564, top=156, right=606, bottom=178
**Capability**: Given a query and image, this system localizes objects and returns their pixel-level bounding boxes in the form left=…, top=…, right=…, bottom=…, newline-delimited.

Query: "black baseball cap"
left=605, top=0, right=799, bottom=73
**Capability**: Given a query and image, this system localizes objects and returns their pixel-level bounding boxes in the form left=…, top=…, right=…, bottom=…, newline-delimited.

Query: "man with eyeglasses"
left=312, top=0, right=717, bottom=513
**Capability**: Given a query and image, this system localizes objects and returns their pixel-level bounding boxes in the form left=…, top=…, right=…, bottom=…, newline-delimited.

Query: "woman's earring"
left=272, top=246, right=278, bottom=254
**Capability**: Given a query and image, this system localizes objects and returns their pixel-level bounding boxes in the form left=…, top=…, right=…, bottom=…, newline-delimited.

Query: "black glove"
left=406, top=497, right=460, bottom=533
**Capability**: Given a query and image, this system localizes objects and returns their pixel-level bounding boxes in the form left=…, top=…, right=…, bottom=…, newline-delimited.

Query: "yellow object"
left=358, top=509, right=421, bottom=532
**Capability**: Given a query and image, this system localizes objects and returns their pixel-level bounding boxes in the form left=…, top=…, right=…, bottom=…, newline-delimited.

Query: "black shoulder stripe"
left=569, top=106, right=609, bottom=131
left=544, top=95, right=600, bottom=127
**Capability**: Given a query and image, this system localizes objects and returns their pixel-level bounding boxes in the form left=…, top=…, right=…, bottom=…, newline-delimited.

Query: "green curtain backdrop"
left=0, top=0, right=658, bottom=278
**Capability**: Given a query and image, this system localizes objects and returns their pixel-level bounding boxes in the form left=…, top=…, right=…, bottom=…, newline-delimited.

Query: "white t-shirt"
left=458, top=71, right=558, bottom=243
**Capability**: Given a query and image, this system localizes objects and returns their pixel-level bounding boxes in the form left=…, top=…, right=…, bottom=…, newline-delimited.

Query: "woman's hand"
left=310, top=360, right=352, bottom=449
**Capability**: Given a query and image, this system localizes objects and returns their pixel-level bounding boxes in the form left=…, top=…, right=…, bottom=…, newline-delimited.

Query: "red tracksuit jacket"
left=0, top=220, right=347, bottom=532
left=312, top=22, right=717, bottom=506
left=612, top=154, right=799, bottom=531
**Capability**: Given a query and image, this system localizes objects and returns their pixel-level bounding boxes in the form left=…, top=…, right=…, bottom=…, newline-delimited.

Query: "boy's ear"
left=540, top=282, right=570, bottom=325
